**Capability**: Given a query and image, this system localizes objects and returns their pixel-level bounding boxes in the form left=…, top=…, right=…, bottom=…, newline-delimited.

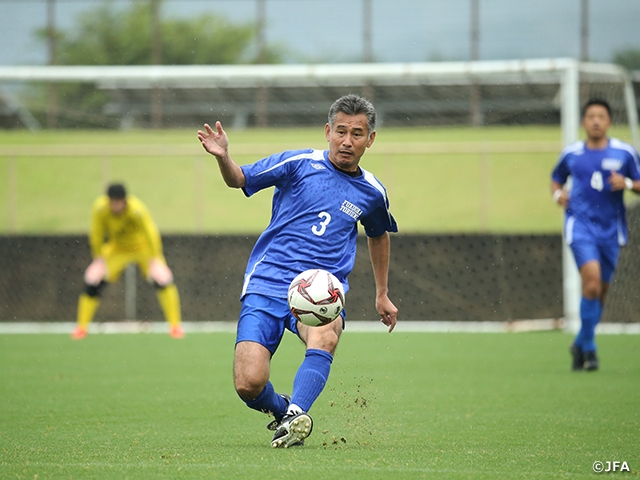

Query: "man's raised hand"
left=197, top=121, right=229, bottom=159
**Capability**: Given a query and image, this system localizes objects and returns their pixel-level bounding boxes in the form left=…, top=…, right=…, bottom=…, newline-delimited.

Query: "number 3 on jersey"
left=312, top=211, right=332, bottom=236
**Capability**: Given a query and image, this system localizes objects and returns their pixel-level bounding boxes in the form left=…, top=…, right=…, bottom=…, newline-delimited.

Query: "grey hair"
left=328, top=94, right=376, bottom=137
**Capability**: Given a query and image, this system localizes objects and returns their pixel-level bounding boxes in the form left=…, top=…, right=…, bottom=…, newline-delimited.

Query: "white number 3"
left=590, top=171, right=604, bottom=191
left=312, top=212, right=332, bottom=236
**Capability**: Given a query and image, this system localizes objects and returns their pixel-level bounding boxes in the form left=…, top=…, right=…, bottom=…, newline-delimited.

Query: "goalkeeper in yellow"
left=72, top=183, right=184, bottom=339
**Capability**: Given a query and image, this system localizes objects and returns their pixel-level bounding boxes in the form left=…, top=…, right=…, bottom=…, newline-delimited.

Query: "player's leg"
left=577, top=259, right=602, bottom=354
left=157, top=284, right=183, bottom=338
left=288, top=318, right=342, bottom=414
left=74, top=280, right=106, bottom=338
left=581, top=244, right=621, bottom=371
left=598, top=243, right=620, bottom=309
left=568, top=241, right=602, bottom=370
left=234, top=341, right=281, bottom=408
left=73, top=256, right=110, bottom=339
left=73, top=247, right=130, bottom=339
left=143, top=257, right=183, bottom=338
left=270, top=317, right=342, bottom=448
left=234, top=294, right=289, bottom=423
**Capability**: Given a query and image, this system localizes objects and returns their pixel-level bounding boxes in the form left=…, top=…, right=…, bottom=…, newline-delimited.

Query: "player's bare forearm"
left=368, top=233, right=390, bottom=297
left=367, top=232, right=398, bottom=332
left=197, top=121, right=246, bottom=188
left=216, top=152, right=246, bottom=188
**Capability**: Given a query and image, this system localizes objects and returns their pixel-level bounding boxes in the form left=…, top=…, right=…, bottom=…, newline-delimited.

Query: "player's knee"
left=234, top=368, right=268, bottom=401
left=153, top=280, right=173, bottom=290
left=582, top=279, right=601, bottom=300
left=84, top=259, right=107, bottom=285
left=235, top=379, right=265, bottom=401
left=304, top=323, right=341, bottom=353
left=233, top=341, right=271, bottom=400
left=150, top=261, right=173, bottom=287
left=84, top=280, right=107, bottom=297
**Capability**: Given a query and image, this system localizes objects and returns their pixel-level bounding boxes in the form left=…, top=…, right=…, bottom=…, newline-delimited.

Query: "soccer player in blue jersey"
left=551, top=99, right=640, bottom=371
left=197, top=94, right=398, bottom=448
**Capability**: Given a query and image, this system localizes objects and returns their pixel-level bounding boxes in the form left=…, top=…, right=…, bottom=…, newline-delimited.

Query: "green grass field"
left=2, top=124, right=636, bottom=235
left=2, top=331, right=639, bottom=479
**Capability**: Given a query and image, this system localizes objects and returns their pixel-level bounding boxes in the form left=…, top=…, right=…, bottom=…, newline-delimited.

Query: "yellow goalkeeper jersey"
left=89, top=194, right=163, bottom=258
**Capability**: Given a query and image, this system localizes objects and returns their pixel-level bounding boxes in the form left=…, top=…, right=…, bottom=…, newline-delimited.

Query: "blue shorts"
left=570, top=241, right=620, bottom=284
left=236, top=294, right=299, bottom=355
left=236, top=293, right=346, bottom=355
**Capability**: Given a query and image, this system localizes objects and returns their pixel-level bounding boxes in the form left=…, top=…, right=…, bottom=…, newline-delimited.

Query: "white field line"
left=1, top=319, right=638, bottom=334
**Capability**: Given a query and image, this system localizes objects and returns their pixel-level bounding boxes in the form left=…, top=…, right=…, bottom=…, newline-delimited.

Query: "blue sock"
left=243, top=381, right=288, bottom=421
left=575, top=297, right=602, bottom=353
left=290, top=349, right=333, bottom=413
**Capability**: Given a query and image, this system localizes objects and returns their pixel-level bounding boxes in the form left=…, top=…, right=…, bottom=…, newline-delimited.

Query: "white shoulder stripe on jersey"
left=255, top=149, right=325, bottom=176
left=362, top=169, right=387, bottom=199
left=560, top=140, right=584, bottom=157
left=610, top=138, right=640, bottom=172
left=361, top=169, right=394, bottom=224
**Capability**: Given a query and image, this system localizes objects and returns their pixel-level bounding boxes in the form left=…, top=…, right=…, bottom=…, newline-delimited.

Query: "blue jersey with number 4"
left=551, top=138, right=640, bottom=246
left=239, top=148, right=397, bottom=298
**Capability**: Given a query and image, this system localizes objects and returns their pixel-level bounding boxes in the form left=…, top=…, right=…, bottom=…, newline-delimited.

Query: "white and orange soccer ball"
left=287, top=269, right=345, bottom=327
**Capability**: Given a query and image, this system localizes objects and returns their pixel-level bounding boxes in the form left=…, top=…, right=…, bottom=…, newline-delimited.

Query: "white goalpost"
left=559, top=61, right=639, bottom=331
left=0, top=58, right=638, bottom=326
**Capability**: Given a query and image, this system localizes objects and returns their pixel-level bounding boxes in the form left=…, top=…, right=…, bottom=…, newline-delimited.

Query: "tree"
left=612, top=48, right=640, bottom=72
left=32, top=1, right=284, bottom=128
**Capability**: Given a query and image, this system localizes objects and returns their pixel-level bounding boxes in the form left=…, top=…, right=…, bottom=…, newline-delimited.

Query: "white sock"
left=287, top=403, right=304, bottom=416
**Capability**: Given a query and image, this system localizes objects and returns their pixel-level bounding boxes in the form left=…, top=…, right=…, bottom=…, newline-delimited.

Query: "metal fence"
left=2, top=233, right=564, bottom=322
left=5, top=216, right=639, bottom=323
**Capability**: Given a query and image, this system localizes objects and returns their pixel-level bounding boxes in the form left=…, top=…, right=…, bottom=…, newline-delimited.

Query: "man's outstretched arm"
left=367, top=232, right=398, bottom=332
left=197, top=121, right=246, bottom=188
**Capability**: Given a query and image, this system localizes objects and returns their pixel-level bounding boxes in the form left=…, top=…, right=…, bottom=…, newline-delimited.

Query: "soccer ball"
left=288, top=269, right=345, bottom=327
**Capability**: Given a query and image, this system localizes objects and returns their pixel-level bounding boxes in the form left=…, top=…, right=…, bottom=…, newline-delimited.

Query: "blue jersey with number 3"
left=239, top=148, right=397, bottom=298
left=551, top=138, right=640, bottom=246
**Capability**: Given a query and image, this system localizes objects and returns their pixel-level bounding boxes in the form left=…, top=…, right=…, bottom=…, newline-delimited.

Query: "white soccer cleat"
left=270, top=412, right=313, bottom=448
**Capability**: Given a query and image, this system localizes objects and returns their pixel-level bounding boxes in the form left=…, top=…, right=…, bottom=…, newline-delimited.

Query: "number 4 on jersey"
left=590, top=171, right=604, bottom=191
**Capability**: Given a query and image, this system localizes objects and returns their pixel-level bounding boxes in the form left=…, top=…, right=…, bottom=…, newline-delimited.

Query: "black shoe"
left=266, top=393, right=291, bottom=431
left=271, top=412, right=313, bottom=448
left=569, top=343, right=584, bottom=371
left=584, top=351, right=599, bottom=371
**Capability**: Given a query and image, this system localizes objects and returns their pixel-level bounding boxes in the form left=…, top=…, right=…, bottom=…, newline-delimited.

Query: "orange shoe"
left=71, top=326, right=87, bottom=340
left=169, top=325, right=185, bottom=339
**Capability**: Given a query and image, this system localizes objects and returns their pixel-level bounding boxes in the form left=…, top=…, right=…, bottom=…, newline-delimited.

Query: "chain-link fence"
left=1, top=233, right=564, bottom=322
left=5, top=224, right=638, bottom=323
left=601, top=201, right=640, bottom=322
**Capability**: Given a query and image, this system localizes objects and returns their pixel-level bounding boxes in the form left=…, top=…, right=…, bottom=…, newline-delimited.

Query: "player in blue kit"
left=197, top=94, right=398, bottom=447
left=551, top=99, right=640, bottom=371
